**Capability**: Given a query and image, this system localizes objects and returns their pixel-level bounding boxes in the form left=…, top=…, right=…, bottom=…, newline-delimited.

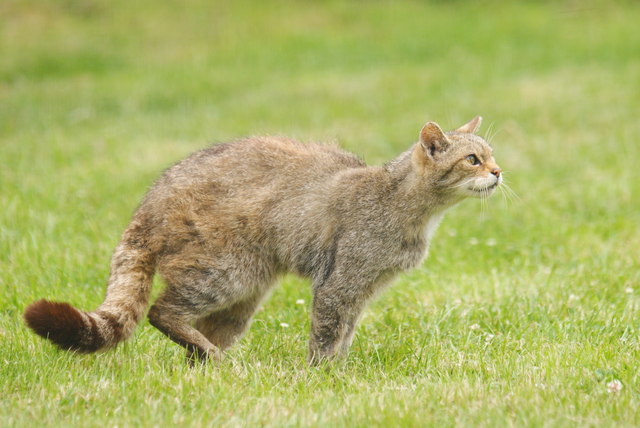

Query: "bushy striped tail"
left=24, top=220, right=157, bottom=353
left=24, top=300, right=123, bottom=352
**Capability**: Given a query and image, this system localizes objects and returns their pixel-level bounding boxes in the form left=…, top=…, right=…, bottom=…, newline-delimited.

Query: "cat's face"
left=437, top=132, right=502, bottom=199
left=414, top=117, right=502, bottom=200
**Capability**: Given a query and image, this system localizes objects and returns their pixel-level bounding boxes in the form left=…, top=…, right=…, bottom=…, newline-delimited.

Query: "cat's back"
left=214, top=136, right=365, bottom=178
left=140, top=137, right=365, bottom=231
left=160, top=136, right=363, bottom=188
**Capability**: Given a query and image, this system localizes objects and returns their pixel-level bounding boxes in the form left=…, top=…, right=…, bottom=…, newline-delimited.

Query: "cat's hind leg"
left=193, top=291, right=265, bottom=352
left=147, top=292, right=222, bottom=362
left=149, top=263, right=253, bottom=362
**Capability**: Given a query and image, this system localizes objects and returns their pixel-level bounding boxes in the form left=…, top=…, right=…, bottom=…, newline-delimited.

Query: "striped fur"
left=23, top=117, right=501, bottom=364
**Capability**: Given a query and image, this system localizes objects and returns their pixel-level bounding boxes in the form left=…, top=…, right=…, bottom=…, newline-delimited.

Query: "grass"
left=1, top=0, right=639, bottom=426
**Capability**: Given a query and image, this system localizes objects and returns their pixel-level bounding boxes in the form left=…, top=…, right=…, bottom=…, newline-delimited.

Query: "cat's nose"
left=490, top=168, right=501, bottom=178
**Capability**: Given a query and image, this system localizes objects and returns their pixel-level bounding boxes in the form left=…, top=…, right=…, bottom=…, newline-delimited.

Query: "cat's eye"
left=466, top=154, right=481, bottom=166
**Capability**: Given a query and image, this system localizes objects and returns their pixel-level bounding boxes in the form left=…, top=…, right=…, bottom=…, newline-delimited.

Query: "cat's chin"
left=466, top=183, right=498, bottom=198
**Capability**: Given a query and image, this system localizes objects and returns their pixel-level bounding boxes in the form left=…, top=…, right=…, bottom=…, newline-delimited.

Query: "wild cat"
left=24, top=117, right=502, bottom=364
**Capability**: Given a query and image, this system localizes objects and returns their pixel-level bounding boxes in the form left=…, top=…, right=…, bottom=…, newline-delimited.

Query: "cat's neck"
left=382, top=146, right=456, bottom=223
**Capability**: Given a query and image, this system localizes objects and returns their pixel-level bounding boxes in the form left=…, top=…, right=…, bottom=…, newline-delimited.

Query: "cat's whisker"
left=451, top=178, right=477, bottom=189
left=500, top=181, right=520, bottom=202
left=484, top=123, right=503, bottom=148
left=479, top=187, right=489, bottom=218
left=484, top=190, right=490, bottom=216
left=504, top=184, right=520, bottom=199
left=484, top=122, right=496, bottom=146
left=498, top=185, right=508, bottom=204
left=504, top=186, right=517, bottom=205
left=498, top=186, right=512, bottom=206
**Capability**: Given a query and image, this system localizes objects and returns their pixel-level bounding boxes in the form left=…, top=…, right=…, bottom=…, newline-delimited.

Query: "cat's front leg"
left=307, top=281, right=369, bottom=365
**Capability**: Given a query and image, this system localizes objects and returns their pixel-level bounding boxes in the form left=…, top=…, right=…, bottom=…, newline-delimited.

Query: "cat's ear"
left=419, top=122, right=450, bottom=159
left=455, top=116, right=482, bottom=134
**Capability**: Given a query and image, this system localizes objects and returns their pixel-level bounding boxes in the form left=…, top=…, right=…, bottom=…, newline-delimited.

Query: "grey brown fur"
left=24, top=117, right=502, bottom=364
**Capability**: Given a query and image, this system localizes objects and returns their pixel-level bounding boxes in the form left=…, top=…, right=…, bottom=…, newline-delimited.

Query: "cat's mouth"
left=469, top=181, right=499, bottom=194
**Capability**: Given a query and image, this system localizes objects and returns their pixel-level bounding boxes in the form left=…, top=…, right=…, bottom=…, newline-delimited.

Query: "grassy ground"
left=1, top=0, right=639, bottom=426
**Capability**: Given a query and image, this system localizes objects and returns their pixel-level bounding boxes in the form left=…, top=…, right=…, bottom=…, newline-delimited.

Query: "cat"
left=24, top=116, right=502, bottom=364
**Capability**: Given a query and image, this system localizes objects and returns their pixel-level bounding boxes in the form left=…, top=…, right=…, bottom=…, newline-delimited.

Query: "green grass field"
left=1, top=0, right=639, bottom=426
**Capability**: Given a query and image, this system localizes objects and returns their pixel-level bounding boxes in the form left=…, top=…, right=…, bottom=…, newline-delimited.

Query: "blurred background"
left=2, top=1, right=640, bottom=425
left=2, top=0, right=638, bottom=284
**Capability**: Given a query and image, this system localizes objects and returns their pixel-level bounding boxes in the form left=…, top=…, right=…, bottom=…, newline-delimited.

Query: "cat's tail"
left=24, top=217, right=158, bottom=353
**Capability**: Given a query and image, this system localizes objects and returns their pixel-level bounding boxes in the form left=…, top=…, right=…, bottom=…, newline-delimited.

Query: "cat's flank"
left=24, top=117, right=502, bottom=364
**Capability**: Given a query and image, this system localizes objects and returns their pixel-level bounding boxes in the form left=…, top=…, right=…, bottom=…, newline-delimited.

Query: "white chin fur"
left=463, top=175, right=502, bottom=198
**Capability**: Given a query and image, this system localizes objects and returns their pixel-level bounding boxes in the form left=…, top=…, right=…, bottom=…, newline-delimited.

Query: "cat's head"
left=412, top=116, right=502, bottom=200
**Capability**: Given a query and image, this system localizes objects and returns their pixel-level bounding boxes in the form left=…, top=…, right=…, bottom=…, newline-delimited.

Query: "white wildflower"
left=469, top=237, right=479, bottom=245
left=607, top=379, right=623, bottom=393
left=295, top=299, right=305, bottom=305
left=470, top=323, right=480, bottom=330
left=486, top=238, right=497, bottom=247
left=625, top=287, right=633, bottom=294
left=568, top=294, right=579, bottom=303
left=279, top=322, right=289, bottom=328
